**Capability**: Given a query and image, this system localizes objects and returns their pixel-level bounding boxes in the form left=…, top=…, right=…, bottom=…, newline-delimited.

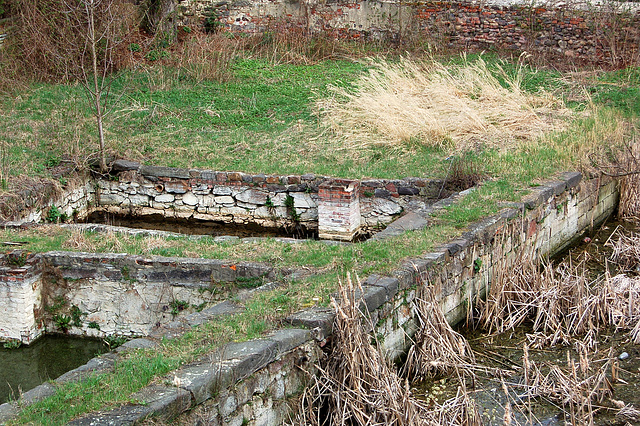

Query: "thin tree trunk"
left=88, top=0, right=107, bottom=172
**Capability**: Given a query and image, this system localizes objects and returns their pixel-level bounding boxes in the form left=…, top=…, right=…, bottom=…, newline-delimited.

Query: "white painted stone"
left=201, top=194, right=216, bottom=207
left=155, top=193, right=175, bottom=203
left=212, top=186, right=232, bottom=196
left=215, top=196, right=235, bottom=205
left=182, top=192, right=199, bottom=206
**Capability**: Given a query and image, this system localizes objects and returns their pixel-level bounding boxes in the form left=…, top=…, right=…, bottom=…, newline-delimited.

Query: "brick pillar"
left=318, top=179, right=361, bottom=241
left=0, top=252, right=44, bottom=345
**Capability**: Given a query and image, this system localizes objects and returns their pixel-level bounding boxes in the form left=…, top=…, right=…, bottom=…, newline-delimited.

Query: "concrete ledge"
left=68, top=385, right=191, bottom=425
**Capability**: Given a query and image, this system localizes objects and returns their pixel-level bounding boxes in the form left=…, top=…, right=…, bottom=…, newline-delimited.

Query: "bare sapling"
left=62, top=0, right=130, bottom=173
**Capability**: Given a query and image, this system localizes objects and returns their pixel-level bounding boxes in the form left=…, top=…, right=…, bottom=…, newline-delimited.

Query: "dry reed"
left=520, top=343, right=613, bottom=425
left=478, top=245, right=640, bottom=348
left=607, top=225, right=640, bottom=271
left=403, top=285, right=473, bottom=381
left=317, top=56, right=568, bottom=152
left=292, top=274, right=481, bottom=425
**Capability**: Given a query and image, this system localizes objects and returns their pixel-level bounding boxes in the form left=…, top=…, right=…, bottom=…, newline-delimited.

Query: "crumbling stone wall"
left=177, top=0, right=640, bottom=65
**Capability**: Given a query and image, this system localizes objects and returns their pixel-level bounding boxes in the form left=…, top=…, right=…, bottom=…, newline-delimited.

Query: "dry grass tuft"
left=317, top=56, right=568, bottom=152
left=521, top=343, right=614, bottom=425
left=403, top=285, right=473, bottom=381
left=172, top=32, right=240, bottom=83
left=62, top=230, right=97, bottom=252
left=292, top=274, right=482, bottom=425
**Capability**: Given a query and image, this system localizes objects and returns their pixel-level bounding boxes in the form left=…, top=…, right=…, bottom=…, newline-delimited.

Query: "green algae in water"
left=0, top=335, right=107, bottom=403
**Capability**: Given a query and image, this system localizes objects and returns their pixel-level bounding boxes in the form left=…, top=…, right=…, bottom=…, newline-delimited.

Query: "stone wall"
left=89, top=162, right=450, bottom=239
left=0, top=251, right=286, bottom=342
left=1, top=181, right=95, bottom=224
left=0, top=252, right=44, bottom=344
left=177, top=0, right=640, bottom=65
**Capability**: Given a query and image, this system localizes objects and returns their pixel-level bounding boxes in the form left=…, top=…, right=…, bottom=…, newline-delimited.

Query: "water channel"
left=0, top=335, right=107, bottom=404
left=415, top=220, right=640, bottom=425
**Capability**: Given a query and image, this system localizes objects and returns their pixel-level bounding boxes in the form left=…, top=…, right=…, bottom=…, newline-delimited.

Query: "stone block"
left=364, top=275, right=398, bottom=300
left=286, top=307, right=335, bottom=340
left=114, top=338, right=159, bottom=353
left=291, top=193, right=315, bottom=209
left=547, top=180, right=566, bottom=196
left=236, top=189, right=268, bottom=205
left=266, top=328, right=311, bottom=355
left=140, top=165, right=190, bottom=179
left=221, top=339, right=280, bottom=381
left=165, top=181, right=189, bottom=194
left=215, top=195, right=235, bottom=205
left=111, top=160, right=141, bottom=172
left=174, top=361, right=235, bottom=404
left=213, top=186, right=233, bottom=196
left=560, top=171, right=582, bottom=189
left=397, top=186, right=419, bottom=195
left=359, top=284, right=388, bottom=313
left=68, top=385, right=191, bottom=425
left=20, top=382, right=57, bottom=405
left=99, top=193, right=125, bottom=205
left=56, top=352, right=118, bottom=384
left=182, top=192, right=198, bottom=206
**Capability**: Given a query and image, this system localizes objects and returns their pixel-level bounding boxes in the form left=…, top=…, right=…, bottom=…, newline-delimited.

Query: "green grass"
left=3, top=55, right=640, bottom=424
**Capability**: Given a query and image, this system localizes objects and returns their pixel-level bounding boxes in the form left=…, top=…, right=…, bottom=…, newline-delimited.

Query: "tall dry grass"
left=521, top=343, right=614, bottom=425
left=403, top=286, right=473, bottom=382
left=172, top=32, right=240, bottom=83
left=477, top=246, right=640, bottom=349
left=317, top=56, right=568, bottom=152
left=292, top=274, right=481, bottom=425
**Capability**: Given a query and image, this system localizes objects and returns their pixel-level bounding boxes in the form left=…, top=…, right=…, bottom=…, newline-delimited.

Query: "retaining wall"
left=0, top=252, right=287, bottom=343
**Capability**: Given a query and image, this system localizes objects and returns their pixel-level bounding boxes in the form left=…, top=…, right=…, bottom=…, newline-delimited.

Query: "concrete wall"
left=0, top=251, right=285, bottom=342
left=0, top=252, right=44, bottom=344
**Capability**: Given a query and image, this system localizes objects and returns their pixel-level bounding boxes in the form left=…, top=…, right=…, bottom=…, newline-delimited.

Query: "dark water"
left=0, top=335, right=107, bottom=403
left=85, top=211, right=319, bottom=239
